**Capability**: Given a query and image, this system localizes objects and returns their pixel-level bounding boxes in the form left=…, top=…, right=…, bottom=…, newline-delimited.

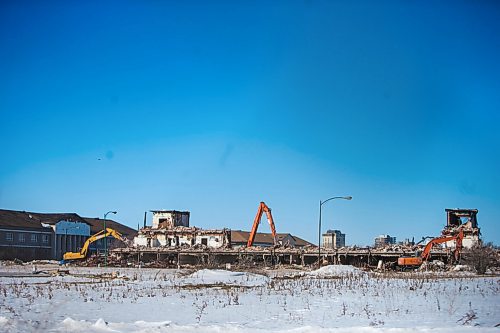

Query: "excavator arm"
left=421, top=229, right=464, bottom=262
left=63, top=228, right=130, bottom=261
left=421, top=235, right=455, bottom=261
left=398, top=229, right=464, bottom=266
left=247, top=202, right=277, bottom=247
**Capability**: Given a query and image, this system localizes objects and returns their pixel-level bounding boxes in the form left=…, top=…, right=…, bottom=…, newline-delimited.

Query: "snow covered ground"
left=0, top=264, right=498, bottom=332
left=183, top=269, right=269, bottom=287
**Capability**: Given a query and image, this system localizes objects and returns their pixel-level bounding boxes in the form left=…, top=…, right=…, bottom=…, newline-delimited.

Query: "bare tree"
left=463, top=243, right=498, bottom=274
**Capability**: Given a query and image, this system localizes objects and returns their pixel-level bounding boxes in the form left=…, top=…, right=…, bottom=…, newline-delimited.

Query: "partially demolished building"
left=151, top=210, right=190, bottom=229
left=443, top=208, right=480, bottom=249
left=134, top=210, right=231, bottom=249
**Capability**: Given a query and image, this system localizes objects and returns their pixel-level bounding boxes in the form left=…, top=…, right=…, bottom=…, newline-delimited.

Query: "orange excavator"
left=398, top=229, right=464, bottom=267
left=247, top=202, right=278, bottom=247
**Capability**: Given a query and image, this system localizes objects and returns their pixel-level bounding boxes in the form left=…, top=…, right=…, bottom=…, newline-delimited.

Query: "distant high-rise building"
left=322, top=229, right=346, bottom=248
left=374, top=234, right=396, bottom=247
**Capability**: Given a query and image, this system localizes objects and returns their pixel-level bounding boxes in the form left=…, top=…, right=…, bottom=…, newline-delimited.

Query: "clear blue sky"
left=1, top=1, right=499, bottom=246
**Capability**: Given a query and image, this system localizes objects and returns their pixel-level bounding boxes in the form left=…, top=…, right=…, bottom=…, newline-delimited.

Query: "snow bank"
left=60, top=317, right=172, bottom=332
left=307, top=265, right=364, bottom=278
left=182, top=269, right=269, bottom=287
left=453, top=265, right=472, bottom=272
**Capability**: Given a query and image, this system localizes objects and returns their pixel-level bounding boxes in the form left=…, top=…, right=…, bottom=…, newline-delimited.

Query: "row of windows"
left=5, top=233, right=49, bottom=243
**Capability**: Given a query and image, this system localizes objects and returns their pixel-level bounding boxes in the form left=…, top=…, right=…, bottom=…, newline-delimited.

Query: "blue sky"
left=1, top=1, right=499, bottom=245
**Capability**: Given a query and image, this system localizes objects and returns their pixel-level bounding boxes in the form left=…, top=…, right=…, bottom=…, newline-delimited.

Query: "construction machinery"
left=247, top=202, right=277, bottom=247
left=63, top=228, right=131, bottom=261
left=398, top=229, right=464, bottom=267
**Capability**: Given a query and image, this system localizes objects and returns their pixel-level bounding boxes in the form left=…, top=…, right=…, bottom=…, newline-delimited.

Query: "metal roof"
left=0, top=209, right=89, bottom=229
left=83, top=217, right=138, bottom=237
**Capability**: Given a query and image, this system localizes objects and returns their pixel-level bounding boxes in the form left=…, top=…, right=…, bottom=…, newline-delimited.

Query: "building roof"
left=279, top=233, right=314, bottom=247
left=83, top=217, right=138, bottom=237
left=0, top=209, right=137, bottom=238
left=230, top=230, right=313, bottom=247
left=0, top=209, right=88, bottom=230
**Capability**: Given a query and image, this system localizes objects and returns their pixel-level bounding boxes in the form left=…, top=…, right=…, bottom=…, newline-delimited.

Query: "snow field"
left=184, top=269, right=269, bottom=287
left=0, top=265, right=498, bottom=332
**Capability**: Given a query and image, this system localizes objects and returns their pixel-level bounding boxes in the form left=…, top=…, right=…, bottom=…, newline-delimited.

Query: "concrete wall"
left=152, top=211, right=190, bottom=229
left=445, top=235, right=479, bottom=249
left=195, top=234, right=223, bottom=247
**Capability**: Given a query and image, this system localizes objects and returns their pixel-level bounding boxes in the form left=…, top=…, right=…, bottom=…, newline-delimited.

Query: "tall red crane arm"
left=247, top=202, right=277, bottom=247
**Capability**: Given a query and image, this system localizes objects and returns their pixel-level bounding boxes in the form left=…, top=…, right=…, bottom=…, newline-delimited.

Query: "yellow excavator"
left=63, top=228, right=131, bottom=261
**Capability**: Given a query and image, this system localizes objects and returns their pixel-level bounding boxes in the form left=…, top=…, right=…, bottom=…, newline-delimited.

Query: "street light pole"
left=103, top=211, right=117, bottom=266
left=318, top=196, right=352, bottom=268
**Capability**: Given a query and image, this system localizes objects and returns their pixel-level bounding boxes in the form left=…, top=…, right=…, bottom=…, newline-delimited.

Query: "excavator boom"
left=398, top=229, right=464, bottom=267
left=63, top=228, right=130, bottom=261
left=247, top=202, right=277, bottom=247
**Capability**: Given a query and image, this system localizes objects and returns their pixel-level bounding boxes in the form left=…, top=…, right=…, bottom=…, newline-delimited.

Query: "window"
left=42, top=234, right=49, bottom=243
left=31, top=234, right=38, bottom=242
left=6, top=232, right=13, bottom=241
left=19, top=234, right=25, bottom=242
